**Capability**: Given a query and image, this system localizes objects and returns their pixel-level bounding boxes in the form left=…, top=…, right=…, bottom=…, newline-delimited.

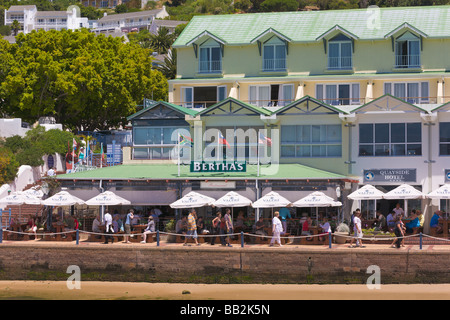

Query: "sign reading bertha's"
left=190, top=161, right=246, bottom=173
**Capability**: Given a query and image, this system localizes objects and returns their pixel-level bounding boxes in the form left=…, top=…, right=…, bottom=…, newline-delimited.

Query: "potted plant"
left=334, top=223, right=350, bottom=244
left=164, top=219, right=176, bottom=243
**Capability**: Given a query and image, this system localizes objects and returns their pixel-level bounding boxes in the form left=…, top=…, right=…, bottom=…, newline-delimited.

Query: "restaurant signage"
left=445, top=169, right=450, bottom=182
left=190, top=161, right=246, bottom=173
left=363, top=169, right=416, bottom=183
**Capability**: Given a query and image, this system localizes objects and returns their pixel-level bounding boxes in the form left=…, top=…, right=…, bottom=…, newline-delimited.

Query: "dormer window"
left=263, top=37, right=286, bottom=72
left=328, top=34, right=352, bottom=70
left=199, top=39, right=222, bottom=73
left=395, top=32, right=420, bottom=68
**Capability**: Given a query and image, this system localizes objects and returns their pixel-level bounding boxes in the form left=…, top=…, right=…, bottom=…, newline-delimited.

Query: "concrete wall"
left=0, top=245, right=449, bottom=284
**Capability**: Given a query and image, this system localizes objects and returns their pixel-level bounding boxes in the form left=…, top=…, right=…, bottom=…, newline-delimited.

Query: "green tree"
left=149, top=26, right=175, bottom=54
left=0, top=29, right=168, bottom=131
left=0, top=147, right=19, bottom=185
left=156, top=48, right=177, bottom=80
left=260, top=0, right=299, bottom=11
left=11, top=19, right=20, bottom=36
left=115, top=3, right=128, bottom=13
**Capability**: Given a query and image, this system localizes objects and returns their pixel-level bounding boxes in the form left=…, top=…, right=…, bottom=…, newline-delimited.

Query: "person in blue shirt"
left=278, top=207, right=292, bottom=234
left=430, top=210, right=443, bottom=234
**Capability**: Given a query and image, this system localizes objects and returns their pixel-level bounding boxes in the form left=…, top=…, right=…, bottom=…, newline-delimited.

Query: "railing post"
left=329, top=232, right=332, bottom=249
left=419, top=232, right=423, bottom=250
left=241, top=231, right=244, bottom=248
left=76, top=229, right=79, bottom=245
left=157, top=230, right=160, bottom=247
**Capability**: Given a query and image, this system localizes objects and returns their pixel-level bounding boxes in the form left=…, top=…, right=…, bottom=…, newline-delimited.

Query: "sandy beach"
left=1, top=281, right=449, bottom=300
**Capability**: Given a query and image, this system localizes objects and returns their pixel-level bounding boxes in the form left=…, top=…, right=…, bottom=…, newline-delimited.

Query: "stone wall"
left=0, top=245, right=449, bottom=284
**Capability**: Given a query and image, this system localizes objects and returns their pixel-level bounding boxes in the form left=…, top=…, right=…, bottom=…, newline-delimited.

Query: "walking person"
left=352, top=210, right=364, bottom=248
left=123, top=209, right=134, bottom=244
left=393, top=215, right=405, bottom=248
left=224, top=208, right=233, bottom=247
left=210, top=212, right=222, bottom=246
left=104, top=210, right=114, bottom=244
left=269, top=211, right=283, bottom=247
left=141, top=216, right=155, bottom=243
left=184, top=209, right=200, bottom=246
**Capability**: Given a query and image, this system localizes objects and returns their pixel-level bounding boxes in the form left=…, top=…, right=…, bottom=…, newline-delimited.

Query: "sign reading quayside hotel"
left=190, top=161, right=246, bottom=173
left=364, top=169, right=417, bottom=183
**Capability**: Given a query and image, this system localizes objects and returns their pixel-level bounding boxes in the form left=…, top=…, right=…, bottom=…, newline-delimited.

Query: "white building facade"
left=4, top=5, right=89, bottom=34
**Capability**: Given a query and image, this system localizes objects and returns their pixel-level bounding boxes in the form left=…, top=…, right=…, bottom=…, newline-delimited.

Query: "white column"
left=365, top=81, right=373, bottom=104
left=295, top=82, right=304, bottom=100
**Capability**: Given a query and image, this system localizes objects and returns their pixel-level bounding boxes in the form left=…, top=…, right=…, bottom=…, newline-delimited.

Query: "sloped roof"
left=197, top=97, right=272, bottom=117
left=127, top=101, right=198, bottom=120
left=173, top=6, right=450, bottom=47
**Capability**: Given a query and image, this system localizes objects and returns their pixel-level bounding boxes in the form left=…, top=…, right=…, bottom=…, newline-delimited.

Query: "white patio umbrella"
left=42, top=191, right=85, bottom=206
left=252, top=191, right=292, bottom=218
left=383, top=184, right=424, bottom=216
left=213, top=191, right=253, bottom=219
left=85, top=191, right=131, bottom=206
left=426, top=184, right=450, bottom=218
left=0, top=192, right=42, bottom=223
left=86, top=191, right=131, bottom=222
left=170, top=191, right=216, bottom=209
left=348, top=184, right=385, bottom=219
left=292, top=191, right=341, bottom=223
left=252, top=191, right=292, bottom=208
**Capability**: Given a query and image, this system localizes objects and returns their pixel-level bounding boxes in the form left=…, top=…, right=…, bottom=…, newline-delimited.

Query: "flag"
left=179, top=133, right=193, bottom=147
left=72, top=138, right=78, bottom=152
left=258, top=132, right=272, bottom=146
left=218, top=132, right=231, bottom=148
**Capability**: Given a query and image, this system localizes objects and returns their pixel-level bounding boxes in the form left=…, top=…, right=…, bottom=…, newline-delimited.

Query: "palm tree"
left=11, top=20, right=20, bottom=36
left=149, top=27, right=174, bottom=55
left=156, top=48, right=177, bottom=80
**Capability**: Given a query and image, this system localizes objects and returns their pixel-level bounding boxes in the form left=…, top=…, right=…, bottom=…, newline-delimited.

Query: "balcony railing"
left=262, top=59, right=286, bottom=72
left=198, top=60, right=222, bottom=73
left=395, top=55, right=421, bottom=68
left=328, top=56, right=352, bottom=70
left=5, top=18, right=24, bottom=24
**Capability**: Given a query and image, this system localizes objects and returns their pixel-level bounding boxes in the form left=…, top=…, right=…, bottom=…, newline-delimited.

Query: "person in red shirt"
left=301, top=216, right=313, bottom=241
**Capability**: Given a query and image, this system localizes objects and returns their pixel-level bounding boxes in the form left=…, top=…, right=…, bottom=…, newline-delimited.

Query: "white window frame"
left=262, top=37, right=287, bottom=72
left=217, top=85, right=227, bottom=103
left=358, top=122, right=422, bottom=157
left=395, top=32, right=421, bottom=68
left=249, top=84, right=293, bottom=107
left=315, top=83, right=360, bottom=106
left=384, top=81, right=429, bottom=104
left=198, top=40, right=222, bottom=74
left=181, top=86, right=193, bottom=108
left=328, top=40, right=352, bottom=70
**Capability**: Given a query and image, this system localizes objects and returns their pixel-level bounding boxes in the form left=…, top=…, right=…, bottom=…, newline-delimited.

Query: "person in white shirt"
left=353, top=211, right=364, bottom=248
left=47, top=167, right=56, bottom=176
left=269, top=211, right=283, bottom=247
left=104, top=211, right=114, bottom=244
left=319, top=217, right=331, bottom=242
left=393, top=203, right=404, bottom=217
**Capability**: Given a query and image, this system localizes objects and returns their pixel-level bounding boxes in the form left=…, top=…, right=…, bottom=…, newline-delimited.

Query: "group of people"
left=92, top=208, right=159, bottom=244
left=177, top=208, right=234, bottom=247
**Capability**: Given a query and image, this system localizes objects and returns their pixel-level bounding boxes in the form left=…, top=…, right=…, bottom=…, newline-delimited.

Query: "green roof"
left=197, top=97, right=273, bottom=116
left=56, top=163, right=349, bottom=180
left=127, top=101, right=198, bottom=120
left=173, top=6, right=450, bottom=47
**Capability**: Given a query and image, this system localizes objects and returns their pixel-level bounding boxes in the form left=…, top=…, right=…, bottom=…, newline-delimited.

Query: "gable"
left=274, top=96, right=344, bottom=116
left=433, top=101, right=450, bottom=112
left=198, top=98, right=271, bottom=117
left=351, top=94, right=426, bottom=114
left=127, top=101, right=197, bottom=121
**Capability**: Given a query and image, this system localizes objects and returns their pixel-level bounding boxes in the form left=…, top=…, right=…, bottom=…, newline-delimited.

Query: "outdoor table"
left=441, top=219, right=450, bottom=238
left=130, top=224, right=147, bottom=242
